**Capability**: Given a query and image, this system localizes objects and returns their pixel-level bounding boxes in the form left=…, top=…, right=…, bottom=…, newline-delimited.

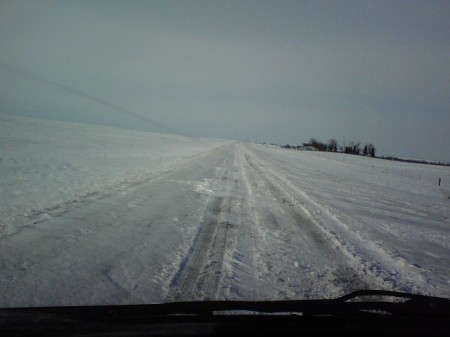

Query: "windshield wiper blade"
left=2, top=290, right=449, bottom=320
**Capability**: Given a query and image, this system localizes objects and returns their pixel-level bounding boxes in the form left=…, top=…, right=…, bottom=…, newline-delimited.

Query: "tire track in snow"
left=239, top=146, right=373, bottom=297
left=167, top=153, right=235, bottom=301
left=244, top=144, right=435, bottom=296
left=2, top=144, right=234, bottom=240
left=223, top=144, right=261, bottom=298
left=1, top=166, right=178, bottom=240
left=243, top=149, right=338, bottom=257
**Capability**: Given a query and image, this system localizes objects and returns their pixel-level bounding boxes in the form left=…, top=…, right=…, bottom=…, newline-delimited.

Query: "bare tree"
left=327, top=138, right=338, bottom=152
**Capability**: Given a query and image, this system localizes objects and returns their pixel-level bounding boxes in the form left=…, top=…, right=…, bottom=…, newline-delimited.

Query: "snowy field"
left=0, top=114, right=229, bottom=237
left=1, top=115, right=449, bottom=307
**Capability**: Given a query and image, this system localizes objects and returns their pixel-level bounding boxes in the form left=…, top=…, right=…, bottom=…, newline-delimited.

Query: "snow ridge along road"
left=1, top=142, right=449, bottom=306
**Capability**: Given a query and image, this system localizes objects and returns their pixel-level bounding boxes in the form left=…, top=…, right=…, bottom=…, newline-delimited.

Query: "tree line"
left=282, top=138, right=376, bottom=157
left=306, top=138, right=376, bottom=157
left=275, top=138, right=450, bottom=166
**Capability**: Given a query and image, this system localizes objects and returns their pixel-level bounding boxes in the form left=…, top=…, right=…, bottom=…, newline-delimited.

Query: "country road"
left=1, top=142, right=449, bottom=306
left=3, top=0, right=450, bottom=310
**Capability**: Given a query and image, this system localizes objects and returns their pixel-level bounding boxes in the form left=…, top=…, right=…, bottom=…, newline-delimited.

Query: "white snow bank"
left=0, top=114, right=230, bottom=236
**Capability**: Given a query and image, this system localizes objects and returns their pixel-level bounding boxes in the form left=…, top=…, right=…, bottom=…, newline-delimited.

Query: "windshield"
left=1, top=0, right=449, bottom=307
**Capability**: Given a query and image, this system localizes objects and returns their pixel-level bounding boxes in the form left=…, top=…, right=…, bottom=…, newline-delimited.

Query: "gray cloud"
left=1, top=0, right=449, bottom=161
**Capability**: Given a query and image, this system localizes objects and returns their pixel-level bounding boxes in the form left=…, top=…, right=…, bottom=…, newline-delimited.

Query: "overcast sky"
left=1, top=0, right=449, bottom=161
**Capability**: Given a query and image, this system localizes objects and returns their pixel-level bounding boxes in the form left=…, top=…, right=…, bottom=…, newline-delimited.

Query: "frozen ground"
left=0, top=114, right=228, bottom=237
left=1, top=115, right=449, bottom=306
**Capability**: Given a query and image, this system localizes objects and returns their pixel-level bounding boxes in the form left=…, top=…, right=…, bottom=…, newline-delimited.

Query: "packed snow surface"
left=1, top=115, right=449, bottom=306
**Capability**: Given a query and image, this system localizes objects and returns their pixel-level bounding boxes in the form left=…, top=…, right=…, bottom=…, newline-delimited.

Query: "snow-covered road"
left=2, top=137, right=449, bottom=306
